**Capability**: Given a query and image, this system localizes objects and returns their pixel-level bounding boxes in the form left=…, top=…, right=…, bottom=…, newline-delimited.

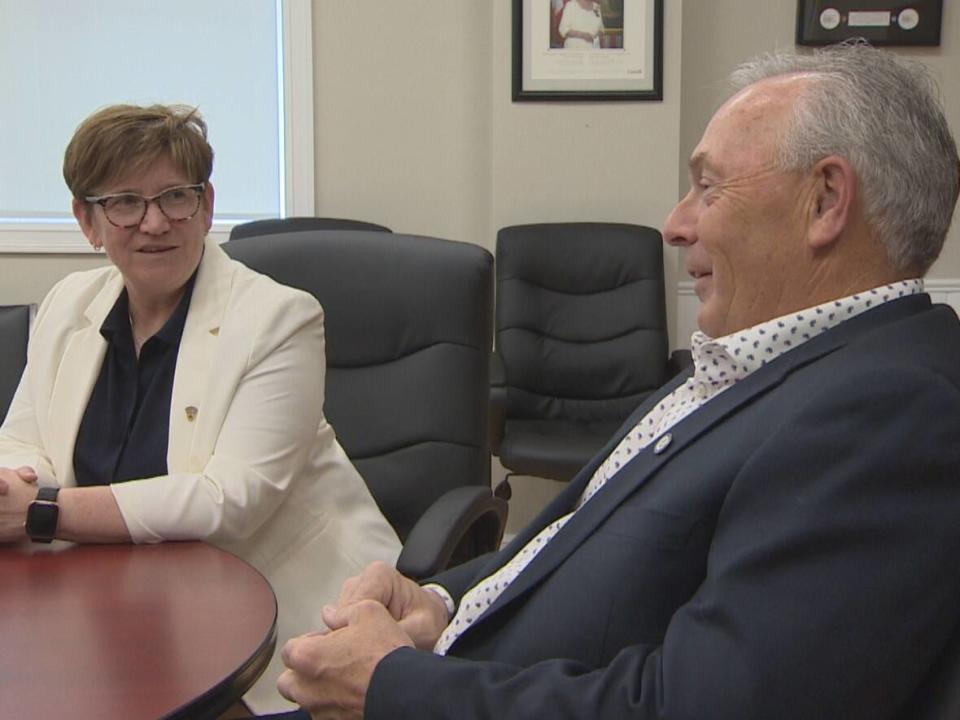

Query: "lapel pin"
left=185, top=406, right=198, bottom=422
left=653, top=433, right=672, bottom=454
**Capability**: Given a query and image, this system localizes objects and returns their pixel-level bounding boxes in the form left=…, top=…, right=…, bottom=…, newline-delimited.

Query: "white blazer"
left=0, top=238, right=401, bottom=712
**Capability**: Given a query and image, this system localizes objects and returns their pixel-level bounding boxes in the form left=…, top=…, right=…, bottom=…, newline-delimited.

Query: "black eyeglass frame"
left=84, top=183, right=206, bottom=229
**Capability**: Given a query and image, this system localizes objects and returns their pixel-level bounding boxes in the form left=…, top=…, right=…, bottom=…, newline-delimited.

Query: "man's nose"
left=663, top=190, right=696, bottom=247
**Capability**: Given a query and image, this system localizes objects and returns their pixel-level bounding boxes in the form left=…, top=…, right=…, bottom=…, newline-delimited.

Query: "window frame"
left=0, top=0, right=314, bottom=253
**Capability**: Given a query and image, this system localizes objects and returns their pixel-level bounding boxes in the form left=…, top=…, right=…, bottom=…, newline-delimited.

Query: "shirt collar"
left=100, top=270, right=199, bottom=348
left=689, top=279, right=924, bottom=383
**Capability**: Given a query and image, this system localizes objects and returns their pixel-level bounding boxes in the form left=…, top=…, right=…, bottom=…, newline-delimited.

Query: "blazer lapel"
left=460, top=296, right=931, bottom=640
left=46, top=273, right=125, bottom=487
left=167, top=238, right=234, bottom=472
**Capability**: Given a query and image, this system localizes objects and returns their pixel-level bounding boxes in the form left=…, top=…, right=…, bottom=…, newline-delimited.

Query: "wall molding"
left=0, top=224, right=234, bottom=254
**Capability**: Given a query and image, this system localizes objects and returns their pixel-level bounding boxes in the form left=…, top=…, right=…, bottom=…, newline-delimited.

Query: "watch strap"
left=36, top=486, right=60, bottom=502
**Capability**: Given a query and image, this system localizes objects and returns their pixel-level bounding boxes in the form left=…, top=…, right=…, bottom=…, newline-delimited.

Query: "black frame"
left=795, top=0, right=943, bottom=47
left=512, top=0, right=663, bottom=102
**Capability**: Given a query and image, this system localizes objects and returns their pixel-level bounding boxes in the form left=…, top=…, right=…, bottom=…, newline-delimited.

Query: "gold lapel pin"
left=185, top=406, right=198, bottom=422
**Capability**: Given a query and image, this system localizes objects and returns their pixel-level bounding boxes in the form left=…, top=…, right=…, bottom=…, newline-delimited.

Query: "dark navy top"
left=73, top=276, right=196, bottom=486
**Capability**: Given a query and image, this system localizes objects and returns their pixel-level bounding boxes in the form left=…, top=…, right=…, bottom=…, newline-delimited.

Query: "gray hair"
left=730, top=41, right=960, bottom=275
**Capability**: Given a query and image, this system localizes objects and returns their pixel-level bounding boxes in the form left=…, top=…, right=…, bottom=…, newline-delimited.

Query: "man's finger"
left=337, top=561, right=396, bottom=607
left=337, top=597, right=393, bottom=625
left=281, top=631, right=325, bottom=669
left=276, top=668, right=300, bottom=703
left=323, top=603, right=347, bottom=630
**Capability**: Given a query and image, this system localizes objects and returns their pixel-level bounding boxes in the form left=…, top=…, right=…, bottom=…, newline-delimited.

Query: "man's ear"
left=807, top=154, right=858, bottom=250
left=72, top=198, right=102, bottom=250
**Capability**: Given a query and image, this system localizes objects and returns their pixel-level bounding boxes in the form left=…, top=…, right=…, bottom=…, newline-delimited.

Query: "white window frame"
left=0, top=0, right=314, bottom=254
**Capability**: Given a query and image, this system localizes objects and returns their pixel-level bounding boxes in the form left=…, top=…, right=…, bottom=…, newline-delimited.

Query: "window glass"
left=0, top=0, right=283, bottom=223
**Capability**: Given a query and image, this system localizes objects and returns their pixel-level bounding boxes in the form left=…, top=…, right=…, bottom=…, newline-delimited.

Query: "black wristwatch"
left=26, top=486, right=60, bottom=543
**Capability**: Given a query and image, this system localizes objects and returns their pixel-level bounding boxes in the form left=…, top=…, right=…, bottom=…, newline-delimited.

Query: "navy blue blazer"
left=366, top=294, right=960, bottom=720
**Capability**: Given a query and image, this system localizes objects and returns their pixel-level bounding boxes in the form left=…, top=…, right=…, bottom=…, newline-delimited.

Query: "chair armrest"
left=396, top=486, right=508, bottom=582
left=489, top=351, right=507, bottom=455
left=667, top=348, right=693, bottom=378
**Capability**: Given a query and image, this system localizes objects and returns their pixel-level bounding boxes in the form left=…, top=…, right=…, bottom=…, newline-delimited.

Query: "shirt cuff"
left=421, top=583, right=456, bottom=616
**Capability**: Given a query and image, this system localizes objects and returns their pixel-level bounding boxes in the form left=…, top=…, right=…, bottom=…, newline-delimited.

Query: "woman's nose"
left=138, top=198, right=170, bottom=233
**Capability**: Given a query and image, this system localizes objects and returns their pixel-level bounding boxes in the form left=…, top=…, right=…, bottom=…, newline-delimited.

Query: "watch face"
left=27, top=501, right=59, bottom=543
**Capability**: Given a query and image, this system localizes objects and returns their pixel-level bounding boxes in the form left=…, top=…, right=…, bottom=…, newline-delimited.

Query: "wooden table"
left=0, top=542, right=276, bottom=720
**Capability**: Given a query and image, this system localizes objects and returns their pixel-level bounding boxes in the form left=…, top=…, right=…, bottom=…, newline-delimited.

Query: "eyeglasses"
left=84, top=183, right=206, bottom=228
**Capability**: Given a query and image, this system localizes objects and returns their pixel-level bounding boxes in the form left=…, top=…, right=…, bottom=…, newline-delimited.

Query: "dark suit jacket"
left=364, top=294, right=960, bottom=720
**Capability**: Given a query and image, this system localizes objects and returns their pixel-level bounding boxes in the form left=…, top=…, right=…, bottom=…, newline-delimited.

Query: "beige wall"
left=0, top=254, right=110, bottom=306
left=312, top=1, right=683, bottom=341
left=312, top=1, right=493, bottom=252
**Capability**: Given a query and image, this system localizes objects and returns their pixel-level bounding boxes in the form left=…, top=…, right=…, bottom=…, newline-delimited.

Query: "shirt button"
left=696, top=384, right=708, bottom=399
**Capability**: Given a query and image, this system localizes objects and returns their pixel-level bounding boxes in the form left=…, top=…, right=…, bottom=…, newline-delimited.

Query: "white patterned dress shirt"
left=431, top=279, right=924, bottom=655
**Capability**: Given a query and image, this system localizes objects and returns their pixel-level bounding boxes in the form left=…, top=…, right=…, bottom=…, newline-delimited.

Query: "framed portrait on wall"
left=512, top=0, right=663, bottom=101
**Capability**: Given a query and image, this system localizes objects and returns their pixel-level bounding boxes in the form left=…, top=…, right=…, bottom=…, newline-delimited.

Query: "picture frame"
left=512, top=0, right=663, bottom=102
left=795, top=0, right=943, bottom=47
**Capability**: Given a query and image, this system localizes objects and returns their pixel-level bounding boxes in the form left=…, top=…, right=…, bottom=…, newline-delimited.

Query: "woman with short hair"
left=0, top=103, right=401, bottom=713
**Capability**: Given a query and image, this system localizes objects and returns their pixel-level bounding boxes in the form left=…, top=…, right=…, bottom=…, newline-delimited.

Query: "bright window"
left=0, top=0, right=313, bottom=251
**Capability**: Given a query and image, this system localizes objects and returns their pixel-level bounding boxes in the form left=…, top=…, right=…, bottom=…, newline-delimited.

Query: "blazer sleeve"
left=110, top=288, right=328, bottom=543
left=365, top=362, right=960, bottom=720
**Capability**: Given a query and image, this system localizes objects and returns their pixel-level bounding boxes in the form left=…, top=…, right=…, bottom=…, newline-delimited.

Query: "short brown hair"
left=63, top=104, right=214, bottom=200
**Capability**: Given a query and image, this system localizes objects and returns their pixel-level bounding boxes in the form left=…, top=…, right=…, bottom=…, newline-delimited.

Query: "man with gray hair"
left=273, top=42, right=960, bottom=720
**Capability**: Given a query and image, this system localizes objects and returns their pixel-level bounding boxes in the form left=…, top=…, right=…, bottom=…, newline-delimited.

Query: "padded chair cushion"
left=496, top=223, right=669, bottom=426
left=498, top=418, right=623, bottom=481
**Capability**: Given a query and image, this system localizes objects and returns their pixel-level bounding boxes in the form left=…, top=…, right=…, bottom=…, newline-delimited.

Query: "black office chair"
left=490, top=222, right=691, bottom=496
left=0, top=305, right=31, bottom=422
left=228, top=216, right=391, bottom=241
left=224, top=230, right=506, bottom=580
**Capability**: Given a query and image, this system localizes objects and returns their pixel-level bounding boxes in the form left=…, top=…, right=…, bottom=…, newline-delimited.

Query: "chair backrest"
left=228, top=217, right=391, bottom=241
left=0, top=305, right=31, bottom=422
left=224, top=230, right=493, bottom=541
left=496, top=222, right=669, bottom=424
